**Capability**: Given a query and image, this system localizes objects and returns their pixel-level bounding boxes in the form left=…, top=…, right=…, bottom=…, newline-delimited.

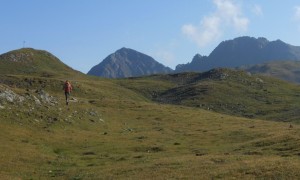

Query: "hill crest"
left=0, top=48, right=82, bottom=78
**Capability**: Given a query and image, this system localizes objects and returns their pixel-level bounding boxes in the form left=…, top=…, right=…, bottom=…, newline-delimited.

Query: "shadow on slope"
left=238, top=60, right=300, bottom=84
left=119, top=68, right=300, bottom=122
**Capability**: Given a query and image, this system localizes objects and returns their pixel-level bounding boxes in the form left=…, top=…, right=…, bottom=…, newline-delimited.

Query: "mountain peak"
left=176, top=36, right=300, bottom=72
left=193, top=53, right=203, bottom=59
left=113, top=47, right=148, bottom=59
left=88, top=48, right=173, bottom=78
left=118, top=47, right=131, bottom=51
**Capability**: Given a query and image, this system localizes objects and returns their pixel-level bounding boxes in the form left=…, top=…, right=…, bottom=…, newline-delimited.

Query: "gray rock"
left=0, top=86, right=25, bottom=103
left=256, top=78, right=264, bottom=83
left=89, top=111, right=97, bottom=116
left=32, top=95, right=41, bottom=105
left=35, top=89, right=57, bottom=105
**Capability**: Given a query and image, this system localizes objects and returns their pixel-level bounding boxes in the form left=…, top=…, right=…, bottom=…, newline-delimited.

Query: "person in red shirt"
left=63, top=80, right=72, bottom=105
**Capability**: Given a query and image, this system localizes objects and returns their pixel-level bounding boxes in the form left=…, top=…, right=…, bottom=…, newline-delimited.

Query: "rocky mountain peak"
left=176, top=36, right=300, bottom=73
left=88, top=48, right=173, bottom=78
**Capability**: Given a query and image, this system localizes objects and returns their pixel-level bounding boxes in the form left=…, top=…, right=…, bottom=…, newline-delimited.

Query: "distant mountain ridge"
left=3, top=36, right=300, bottom=82
left=176, top=36, right=300, bottom=72
left=87, top=47, right=173, bottom=78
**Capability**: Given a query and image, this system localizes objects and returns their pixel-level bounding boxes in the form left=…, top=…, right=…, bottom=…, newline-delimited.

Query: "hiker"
left=63, top=80, right=72, bottom=105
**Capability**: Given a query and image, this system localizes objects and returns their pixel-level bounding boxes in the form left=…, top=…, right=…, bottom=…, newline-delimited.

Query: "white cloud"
left=153, top=50, right=176, bottom=68
left=252, top=4, right=263, bottom=16
left=182, top=0, right=249, bottom=47
left=182, top=16, right=221, bottom=47
left=149, top=40, right=179, bottom=69
left=294, top=6, right=300, bottom=21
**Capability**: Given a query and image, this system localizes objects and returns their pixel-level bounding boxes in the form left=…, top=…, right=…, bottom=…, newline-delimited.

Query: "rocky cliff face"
left=88, top=48, right=173, bottom=78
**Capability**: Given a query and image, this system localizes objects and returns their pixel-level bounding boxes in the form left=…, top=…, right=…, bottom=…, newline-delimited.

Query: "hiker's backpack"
left=64, top=82, right=72, bottom=92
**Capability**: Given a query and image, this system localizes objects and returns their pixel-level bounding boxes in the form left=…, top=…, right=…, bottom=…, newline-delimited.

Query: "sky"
left=1, top=0, right=300, bottom=73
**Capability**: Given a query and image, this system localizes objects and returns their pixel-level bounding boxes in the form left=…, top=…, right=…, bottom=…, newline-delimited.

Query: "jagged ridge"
left=176, top=36, right=300, bottom=73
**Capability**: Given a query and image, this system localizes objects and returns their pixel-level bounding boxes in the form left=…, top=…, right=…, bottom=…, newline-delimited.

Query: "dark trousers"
left=65, top=92, right=70, bottom=102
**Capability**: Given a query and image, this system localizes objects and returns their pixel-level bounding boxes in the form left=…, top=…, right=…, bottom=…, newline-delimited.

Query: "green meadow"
left=1, top=49, right=300, bottom=179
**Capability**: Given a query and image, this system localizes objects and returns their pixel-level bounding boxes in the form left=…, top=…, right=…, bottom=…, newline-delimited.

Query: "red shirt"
left=64, top=82, right=72, bottom=93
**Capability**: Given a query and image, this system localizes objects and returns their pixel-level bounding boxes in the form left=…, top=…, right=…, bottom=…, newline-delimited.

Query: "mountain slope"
left=176, top=36, right=300, bottom=72
left=238, top=60, right=300, bottom=84
left=1, top=58, right=300, bottom=179
left=119, top=68, right=300, bottom=122
left=0, top=48, right=83, bottom=78
left=2, top=77, right=300, bottom=179
left=1, top=67, right=300, bottom=179
left=87, top=47, right=173, bottom=78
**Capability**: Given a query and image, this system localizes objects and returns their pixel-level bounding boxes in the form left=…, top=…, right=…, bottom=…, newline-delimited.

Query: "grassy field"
left=1, top=49, right=300, bottom=179
left=1, top=73, right=300, bottom=179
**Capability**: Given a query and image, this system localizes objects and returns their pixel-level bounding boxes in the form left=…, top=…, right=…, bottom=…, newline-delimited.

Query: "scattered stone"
left=124, top=128, right=133, bottom=132
left=89, top=111, right=97, bottom=116
left=69, top=97, right=78, bottom=102
left=35, top=89, right=57, bottom=105
left=220, top=73, right=229, bottom=80
left=256, top=78, right=264, bottom=83
left=99, top=118, right=105, bottom=123
left=148, top=147, right=163, bottom=152
left=32, top=95, right=41, bottom=105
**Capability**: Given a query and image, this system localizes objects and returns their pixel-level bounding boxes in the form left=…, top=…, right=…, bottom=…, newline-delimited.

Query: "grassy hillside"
left=0, top=48, right=84, bottom=79
left=239, top=60, right=300, bottom=84
left=119, top=68, right=300, bottom=122
left=1, top=74, right=300, bottom=179
left=1, top=51, right=300, bottom=179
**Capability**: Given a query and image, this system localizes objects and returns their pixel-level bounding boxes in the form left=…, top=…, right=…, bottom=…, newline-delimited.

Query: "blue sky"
left=2, top=0, right=300, bottom=73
